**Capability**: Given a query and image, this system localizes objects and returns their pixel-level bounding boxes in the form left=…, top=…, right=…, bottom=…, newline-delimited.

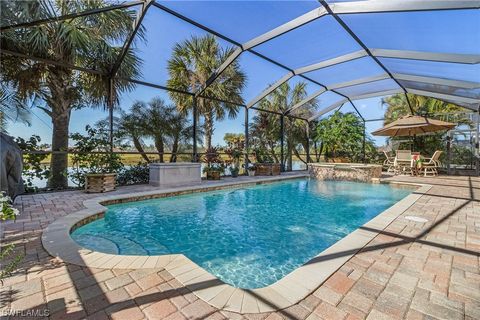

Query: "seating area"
left=384, top=150, right=443, bottom=177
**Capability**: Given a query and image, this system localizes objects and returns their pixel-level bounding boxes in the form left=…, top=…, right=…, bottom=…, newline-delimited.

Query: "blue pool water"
left=71, top=179, right=412, bottom=288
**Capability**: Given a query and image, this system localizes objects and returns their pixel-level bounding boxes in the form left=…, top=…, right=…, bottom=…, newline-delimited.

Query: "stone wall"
left=308, top=163, right=382, bottom=183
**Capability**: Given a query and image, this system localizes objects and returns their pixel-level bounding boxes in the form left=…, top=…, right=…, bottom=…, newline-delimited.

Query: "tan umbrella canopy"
left=372, top=115, right=456, bottom=137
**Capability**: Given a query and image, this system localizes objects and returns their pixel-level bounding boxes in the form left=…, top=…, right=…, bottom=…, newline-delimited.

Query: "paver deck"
left=1, top=173, right=479, bottom=320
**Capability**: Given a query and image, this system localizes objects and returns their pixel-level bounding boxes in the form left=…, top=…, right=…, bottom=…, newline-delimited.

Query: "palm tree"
left=0, top=82, right=31, bottom=133
left=382, top=94, right=466, bottom=123
left=133, top=98, right=173, bottom=163
left=249, top=110, right=281, bottom=163
left=167, top=35, right=246, bottom=149
left=115, top=107, right=150, bottom=163
left=166, top=110, right=203, bottom=163
left=255, top=82, right=317, bottom=170
left=0, top=0, right=143, bottom=188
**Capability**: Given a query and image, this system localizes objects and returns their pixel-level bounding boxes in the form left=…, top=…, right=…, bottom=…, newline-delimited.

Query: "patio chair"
left=422, top=151, right=443, bottom=176
left=394, top=150, right=413, bottom=175
left=383, top=151, right=395, bottom=172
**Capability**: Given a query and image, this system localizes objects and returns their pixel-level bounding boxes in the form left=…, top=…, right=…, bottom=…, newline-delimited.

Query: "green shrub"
left=0, top=192, right=23, bottom=284
left=117, top=163, right=150, bottom=185
left=15, top=135, right=50, bottom=192
left=70, top=126, right=123, bottom=187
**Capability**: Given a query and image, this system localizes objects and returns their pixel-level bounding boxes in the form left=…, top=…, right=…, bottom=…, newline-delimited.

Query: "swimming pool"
left=71, top=179, right=412, bottom=289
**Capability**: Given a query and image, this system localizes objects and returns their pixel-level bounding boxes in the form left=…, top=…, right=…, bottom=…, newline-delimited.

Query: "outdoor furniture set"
left=383, top=150, right=443, bottom=176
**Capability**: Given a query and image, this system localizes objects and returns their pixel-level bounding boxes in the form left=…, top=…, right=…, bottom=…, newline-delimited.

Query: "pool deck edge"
left=41, top=174, right=431, bottom=313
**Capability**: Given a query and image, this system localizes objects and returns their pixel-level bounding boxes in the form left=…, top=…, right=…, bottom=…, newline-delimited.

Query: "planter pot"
left=206, top=171, right=221, bottom=180
left=85, top=173, right=116, bottom=193
left=255, top=163, right=281, bottom=176
left=231, top=171, right=239, bottom=178
left=248, top=170, right=256, bottom=177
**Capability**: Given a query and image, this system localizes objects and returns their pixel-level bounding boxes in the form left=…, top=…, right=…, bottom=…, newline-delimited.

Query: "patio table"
left=411, top=154, right=422, bottom=176
left=394, top=153, right=423, bottom=176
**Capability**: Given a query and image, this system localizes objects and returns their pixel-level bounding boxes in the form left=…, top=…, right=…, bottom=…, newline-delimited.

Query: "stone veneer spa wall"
left=308, top=163, right=382, bottom=183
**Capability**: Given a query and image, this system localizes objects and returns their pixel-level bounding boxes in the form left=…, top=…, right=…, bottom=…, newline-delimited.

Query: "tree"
left=382, top=93, right=466, bottom=124
left=114, top=108, right=150, bottom=163
left=165, top=110, right=198, bottom=162
left=253, top=82, right=317, bottom=170
left=308, top=120, right=322, bottom=162
left=382, top=93, right=469, bottom=155
left=223, top=133, right=245, bottom=150
left=117, top=97, right=201, bottom=163
left=132, top=98, right=173, bottom=163
left=167, top=35, right=246, bottom=149
left=314, top=111, right=375, bottom=163
left=0, top=0, right=143, bottom=188
left=249, top=111, right=281, bottom=163
left=0, top=82, right=31, bottom=133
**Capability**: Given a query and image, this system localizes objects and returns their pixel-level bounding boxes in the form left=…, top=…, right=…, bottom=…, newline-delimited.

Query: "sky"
left=7, top=1, right=480, bottom=147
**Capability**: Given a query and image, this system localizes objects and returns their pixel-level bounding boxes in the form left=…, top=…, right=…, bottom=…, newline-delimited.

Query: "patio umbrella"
left=372, top=115, right=455, bottom=137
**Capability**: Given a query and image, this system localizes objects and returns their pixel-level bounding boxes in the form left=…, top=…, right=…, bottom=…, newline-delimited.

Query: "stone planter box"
left=85, top=173, right=116, bottom=193
left=255, top=163, right=281, bottom=176
left=149, top=163, right=201, bottom=188
left=308, top=163, right=382, bottom=183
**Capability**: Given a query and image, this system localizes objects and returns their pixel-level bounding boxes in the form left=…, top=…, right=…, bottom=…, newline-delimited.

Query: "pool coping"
left=41, top=174, right=431, bottom=313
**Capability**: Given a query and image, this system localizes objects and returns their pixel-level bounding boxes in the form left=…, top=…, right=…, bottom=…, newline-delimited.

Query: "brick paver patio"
left=1, top=174, right=479, bottom=320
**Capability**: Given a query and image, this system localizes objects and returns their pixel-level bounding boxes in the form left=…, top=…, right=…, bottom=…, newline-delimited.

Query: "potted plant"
left=1, top=192, right=23, bottom=284
left=415, top=158, right=424, bottom=168
left=70, top=126, right=124, bottom=193
left=252, top=149, right=280, bottom=176
left=203, top=147, right=224, bottom=180
left=226, top=147, right=242, bottom=178
left=230, top=166, right=239, bottom=178
left=247, top=163, right=256, bottom=177
left=203, top=164, right=224, bottom=180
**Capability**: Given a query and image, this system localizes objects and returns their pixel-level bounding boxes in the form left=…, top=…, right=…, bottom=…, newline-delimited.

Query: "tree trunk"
left=45, top=68, right=74, bottom=189
left=294, top=147, right=307, bottom=165
left=204, top=111, right=214, bottom=150
left=267, top=140, right=279, bottom=163
left=318, top=142, right=323, bottom=162
left=170, top=136, right=179, bottom=163
left=48, top=111, right=70, bottom=189
left=313, top=141, right=321, bottom=162
left=301, top=141, right=309, bottom=163
left=132, top=136, right=150, bottom=163
left=154, top=136, right=164, bottom=163
left=287, top=139, right=293, bottom=171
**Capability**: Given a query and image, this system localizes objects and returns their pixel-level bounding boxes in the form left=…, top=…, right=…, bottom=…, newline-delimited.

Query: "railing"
left=20, top=150, right=310, bottom=191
